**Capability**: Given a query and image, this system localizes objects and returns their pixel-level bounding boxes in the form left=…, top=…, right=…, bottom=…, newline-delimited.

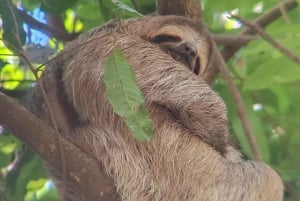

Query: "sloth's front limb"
left=116, top=35, right=228, bottom=154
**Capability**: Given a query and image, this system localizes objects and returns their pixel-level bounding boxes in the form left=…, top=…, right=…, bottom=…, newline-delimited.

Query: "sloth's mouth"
left=166, top=49, right=201, bottom=75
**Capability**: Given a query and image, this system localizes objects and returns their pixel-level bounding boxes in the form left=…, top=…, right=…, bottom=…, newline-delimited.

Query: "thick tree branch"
left=0, top=92, right=119, bottom=201
left=156, top=0, right=202, bottom=20
left=205, top=0, right=298, bottom=83
left=233, top=15, right=300, bottom=65
left=16, top=9, right=79, bottom=42
left=0, top=88, right=31, bottom=98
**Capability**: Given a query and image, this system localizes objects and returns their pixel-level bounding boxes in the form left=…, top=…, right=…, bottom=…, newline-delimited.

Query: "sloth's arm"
left=118, top=36, right=229, bottom=153
left=144, top=69, right=229, bottom=154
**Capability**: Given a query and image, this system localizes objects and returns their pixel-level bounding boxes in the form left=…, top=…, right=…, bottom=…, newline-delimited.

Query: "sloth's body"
left=31, top=16, right=283, bottom=201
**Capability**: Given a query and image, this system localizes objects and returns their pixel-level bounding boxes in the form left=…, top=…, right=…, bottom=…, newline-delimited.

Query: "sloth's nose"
left=182, top=41, right=197, bottom=57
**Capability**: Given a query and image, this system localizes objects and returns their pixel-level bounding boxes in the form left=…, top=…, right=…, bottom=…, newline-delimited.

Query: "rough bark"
left=0, top=91, right=119, bottom=201
left=157, top=0, right=202, bottom=20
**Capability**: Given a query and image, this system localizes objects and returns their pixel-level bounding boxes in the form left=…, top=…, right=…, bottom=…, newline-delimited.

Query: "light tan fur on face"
left=148, top=24, right=210, bottom=76
left=31, top=16, right=283, bottom=201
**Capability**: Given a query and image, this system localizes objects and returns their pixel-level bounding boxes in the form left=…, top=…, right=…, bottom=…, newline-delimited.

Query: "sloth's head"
left=146, top=16, right=212, bottom=76
left=100, top=16, right=212, bottom=76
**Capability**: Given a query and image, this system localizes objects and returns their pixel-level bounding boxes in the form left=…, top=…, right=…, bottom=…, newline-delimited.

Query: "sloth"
left=31, top=16, right=283, bottom=201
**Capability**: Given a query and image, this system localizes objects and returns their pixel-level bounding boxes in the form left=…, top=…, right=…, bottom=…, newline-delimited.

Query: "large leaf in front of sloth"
left=103, top=48, right=153, bottom=141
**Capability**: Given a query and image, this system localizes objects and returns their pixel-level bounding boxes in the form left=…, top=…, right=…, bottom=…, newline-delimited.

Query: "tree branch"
left=156, top=0, right=202, bottom=20
left=0, top=92, right=119, bottom=201
left=205, top=0, right=298, bottom=84
left=0, top=88, right=31, bottom=98
left=213, top=34, right=257, bottom=46
left=232, top=14, right=300, bottom=65
left=211, top=42, right=263, bottom=161
left=16, top=9, right=79, bottom=42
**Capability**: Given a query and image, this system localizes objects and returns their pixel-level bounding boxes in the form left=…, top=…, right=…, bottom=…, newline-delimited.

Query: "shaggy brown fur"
left=31, top=16, right=283, bottom=201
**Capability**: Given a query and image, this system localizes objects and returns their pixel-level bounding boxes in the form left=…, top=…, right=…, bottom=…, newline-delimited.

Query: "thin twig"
left=36, top=31, right=112, bottom=71
left=18, top=51, right=68, bottom=200
left=232, top=14, right=300, bottom=66
left=213, top=34, right=257, bottom=46
left=16, top=9, right=79, bottom=41
left=279, top=3, right=291, bottom=23
left=6, top=0, right=20, bottom=41
left=212, top=41, right=263, bottom=161
left=205, top=0, right=298, bottom=83
left=7, top=3, right=68, bottom=199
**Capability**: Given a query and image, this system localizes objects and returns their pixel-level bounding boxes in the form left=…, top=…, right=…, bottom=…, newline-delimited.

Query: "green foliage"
left=1, top=64, right=24, bottom=89
left=104, top=48, right=153, bottom=141
left=0, top=0, right=300, bottom=200
left=0, top=134, right=58, bottom=201
left=243, top=57, right=300, bottom=90
left=110, top=0, right=143, bottom=18
left=21, top=0, right=40, bottom=11
left=98, top=0, right=143, bottom=25
left=0, top=134, right=21, bottom=169
left=5, top=150, right=49, bottom=200
left=0, top=0, right=26, bottom=53
left=41, top=0, right=79, bottom=14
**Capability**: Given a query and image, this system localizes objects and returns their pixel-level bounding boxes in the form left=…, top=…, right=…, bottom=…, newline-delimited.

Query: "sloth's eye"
left=151, top=34, right=181, bottom=43
left=193, top=57, right=200, bottom=75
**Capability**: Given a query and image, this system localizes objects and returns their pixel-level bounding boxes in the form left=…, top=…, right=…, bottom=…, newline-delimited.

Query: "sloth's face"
left=149, top=25, right=211, bottom=77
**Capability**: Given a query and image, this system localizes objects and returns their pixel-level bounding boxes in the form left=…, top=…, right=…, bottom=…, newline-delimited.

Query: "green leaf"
left=100, top=0, right=143, bottom=20
left=0, top=134, right=21, bottom=168
left=0, top=0, right=26, bottom=53
left=231, top=108, right=271, bottom=161
left=243, top=57, right=300, bottom=90
left=98, top=0, right=114, bottom=21
left=41, top=0, right=79, bottom=14
left=269, top=84, right=290, bottom=114
left=111, top=0, right=143, bottom=18
left=5, top=150, right=48, bottom=201
left=21, top=0, right=40, bottom=11
left=1, top=63, right=24, bottom=89
left=24, top=178, right=58, bottom=201
left=231, top=114, right=253, bottom=158
left=104, top=48, right=153, bottom=141
left=246, top=106, right=270, bottom=162
left=27, top=178, right=47, bottom=190
left=76, top=4, right=101, bottom=20
left=0, top=59, right=9, bottom=69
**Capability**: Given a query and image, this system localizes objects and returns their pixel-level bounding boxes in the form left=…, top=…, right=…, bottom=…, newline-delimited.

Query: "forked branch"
left=205, top=0, right=298, bottom=83
left=232, top=14, right=300, bottom=65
